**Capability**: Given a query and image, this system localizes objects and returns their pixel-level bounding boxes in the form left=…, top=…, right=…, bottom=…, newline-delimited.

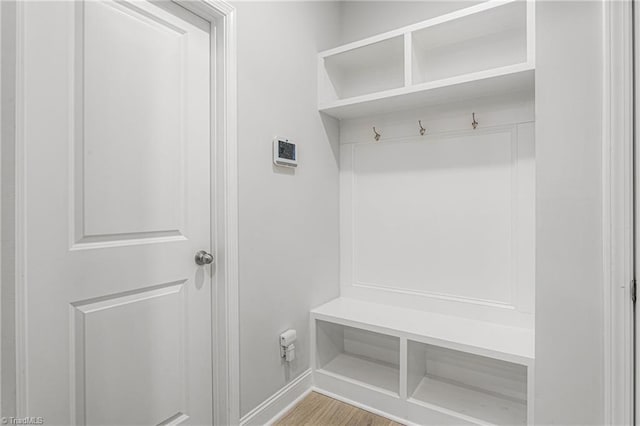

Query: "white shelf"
left=323, top=36, right=404, bottom=100
left=407, top=340, right=527, bottom=425
left=317, top=0, right=535, bottom=120
left=318, top=0, right=530, bottom=59
left=315, top=320, right=401, bottom=396
left=312, top=297, right=534, bottom=365
left=318, top=353, right=400, bottom=396
left=312, top=298, right=534, bottom=425
left=319, top=64, right=533, bottom=120
left=411, top=1, right=528, bottom=84
left=410, top=376, right=526, bottom=426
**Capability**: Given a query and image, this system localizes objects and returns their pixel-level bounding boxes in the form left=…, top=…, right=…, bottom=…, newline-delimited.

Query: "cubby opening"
left=322, top=36, right=404, bottom=100
left=316, top=320, right=400, bottom=395
left=411, top=1, right=527, bottom=84
left=407, top=341, right=527, bottom=425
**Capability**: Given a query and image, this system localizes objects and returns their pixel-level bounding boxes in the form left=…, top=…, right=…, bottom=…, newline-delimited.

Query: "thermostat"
left=273, top=137, right=297, bottom=168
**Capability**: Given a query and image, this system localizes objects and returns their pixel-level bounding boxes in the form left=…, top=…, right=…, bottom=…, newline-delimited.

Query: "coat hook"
left=373, top=126, right=381, bottom=141
left=472, top=112, right=478, bottom=130
left=418, top=120, right=426, bottom=136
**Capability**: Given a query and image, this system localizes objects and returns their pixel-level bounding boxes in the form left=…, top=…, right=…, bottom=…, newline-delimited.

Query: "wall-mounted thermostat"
left=273, top=137, right=297, bottom=168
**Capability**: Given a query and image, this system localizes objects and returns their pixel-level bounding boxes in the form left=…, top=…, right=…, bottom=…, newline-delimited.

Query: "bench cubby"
left=311, top=298, right=534, bottom=425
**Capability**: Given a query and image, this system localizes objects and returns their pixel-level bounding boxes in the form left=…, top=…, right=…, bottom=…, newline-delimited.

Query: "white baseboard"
left=311, top=386, right=416, bottom=426
left=240, top=369, right=313, bottom=426
left=238, top=370, right=409, bottom=426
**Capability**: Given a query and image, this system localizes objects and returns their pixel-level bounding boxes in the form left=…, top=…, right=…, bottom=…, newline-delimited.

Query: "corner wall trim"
left=240, top=370, right=313, bottom=426
left=602, top=0, right=634, bottom=424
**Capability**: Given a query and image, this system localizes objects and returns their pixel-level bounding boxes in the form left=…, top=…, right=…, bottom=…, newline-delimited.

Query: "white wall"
left=235, top=1, right=609, bottom=423
left=0, top=0, right=17, bottom=416
left=338, top=119, right=536, bottom=328
left=535, top=2, right=604, bottom=424
left=338, top=1, right=480, bottom=44
left=233, top=1, right=341, bottom=418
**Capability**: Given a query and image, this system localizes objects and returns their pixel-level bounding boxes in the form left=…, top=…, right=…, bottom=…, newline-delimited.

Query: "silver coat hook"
left=373, top=126, right=381, bottom=141
left=418, top=120, right=426, bottom=136
left=472, top=112, right=478, bottom=130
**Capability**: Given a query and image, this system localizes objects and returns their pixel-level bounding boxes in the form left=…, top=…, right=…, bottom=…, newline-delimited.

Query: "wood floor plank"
left=274, top=392, right=403, bottom=426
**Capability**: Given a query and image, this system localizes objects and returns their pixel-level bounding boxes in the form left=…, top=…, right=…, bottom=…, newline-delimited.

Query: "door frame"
left=603, top=0, right=634, bottom=424
left=0, top=1, right=240, bottom=424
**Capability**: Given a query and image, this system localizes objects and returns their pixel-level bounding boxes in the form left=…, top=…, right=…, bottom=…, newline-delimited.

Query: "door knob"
left=195, top=250, right=214, bottom=265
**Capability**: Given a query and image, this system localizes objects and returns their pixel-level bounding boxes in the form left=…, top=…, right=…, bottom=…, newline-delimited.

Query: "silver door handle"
left=195, top=250, right=214, bottom=265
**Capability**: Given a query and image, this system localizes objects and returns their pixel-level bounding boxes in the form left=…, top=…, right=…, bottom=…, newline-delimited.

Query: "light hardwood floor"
left=274, top=392, right=403, bottom=426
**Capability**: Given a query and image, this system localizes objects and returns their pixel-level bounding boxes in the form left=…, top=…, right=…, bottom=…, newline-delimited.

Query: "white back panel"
left=341, top=124, right=534, bottom=326
left=343, top=326, right=400, bottom=366
left=353, top=129, right=513, bottom=302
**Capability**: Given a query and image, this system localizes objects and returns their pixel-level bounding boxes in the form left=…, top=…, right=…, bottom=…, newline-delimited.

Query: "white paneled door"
left=22, top=1, right=213, bottom=424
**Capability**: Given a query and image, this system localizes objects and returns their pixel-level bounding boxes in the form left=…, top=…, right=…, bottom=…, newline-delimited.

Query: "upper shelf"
left=318, top=0, right=535, bottom=120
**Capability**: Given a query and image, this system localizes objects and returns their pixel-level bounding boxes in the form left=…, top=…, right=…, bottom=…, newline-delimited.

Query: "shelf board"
left=324, top=36, right=404, bottom=74
left=311, top=297, right=534, bottom=365
left=411, top=1, right=525, bottom=52
left=319, top=64, right=534, bottom=120
left=410, top=376, right=526, bottom=426
left=318, top=0, right=522, bottom=59
left=323, top=35, right=405, bottom=100
left=318, top=352, right=400, bottom=395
